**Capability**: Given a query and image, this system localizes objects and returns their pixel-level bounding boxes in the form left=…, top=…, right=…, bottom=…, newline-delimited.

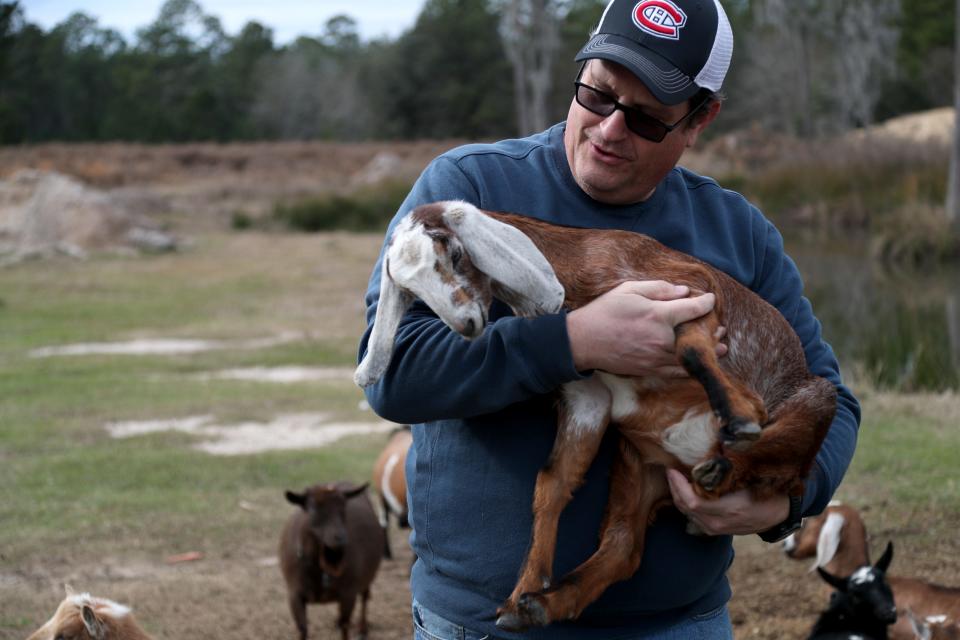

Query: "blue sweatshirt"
left=359, top=123, right=860, bottom=639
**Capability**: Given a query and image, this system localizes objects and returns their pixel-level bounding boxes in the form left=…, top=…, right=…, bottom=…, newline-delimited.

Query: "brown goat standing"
left=27, top=591, right=153, bottom=640
left=355, top=201, right=837, bottom=630
left=279, top=482, right=384, bottom=640
left=370, top=425, right=412, bottom=560
left=784, top=503, right=960, bottom=640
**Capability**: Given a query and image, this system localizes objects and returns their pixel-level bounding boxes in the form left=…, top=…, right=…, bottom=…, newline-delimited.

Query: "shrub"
left=273, top=180, right=412, bottom=232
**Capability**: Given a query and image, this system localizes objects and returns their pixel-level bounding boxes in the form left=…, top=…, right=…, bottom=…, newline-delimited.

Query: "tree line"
left=0, top=0, right=953, bottom=144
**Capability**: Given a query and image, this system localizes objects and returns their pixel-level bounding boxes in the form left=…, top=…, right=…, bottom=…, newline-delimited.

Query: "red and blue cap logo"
left=631, top=0, right=687, bottom=40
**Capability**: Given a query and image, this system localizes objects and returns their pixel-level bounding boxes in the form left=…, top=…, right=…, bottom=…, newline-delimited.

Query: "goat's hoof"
left=720, top=418, right=761, bottom=450
left=495, top=609, right=527, bottom=632
left=693, top=457, right=732, bottom=491
left=495, top=600, right=525, bottom=632
left=517, top=593, right=550, bottom=628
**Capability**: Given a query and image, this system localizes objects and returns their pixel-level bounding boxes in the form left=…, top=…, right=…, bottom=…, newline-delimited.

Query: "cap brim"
left=575, top=33, right=699, bottom=106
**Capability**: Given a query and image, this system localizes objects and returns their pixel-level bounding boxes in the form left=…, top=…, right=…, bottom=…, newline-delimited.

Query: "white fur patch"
left=596, top=373, right=639, bottom=421
left=70, top=593, right=131, bottom=618
left=562, top=379, right=610, bottom=438
left=782, top=533, right=797, bottom=553
left=851, top=566, right=876, bottom=585
left=926, top=615, right=948, bottom=624
left=381, top=452, right=405, bottom=517
left=661, top=410, right=717, bottom=466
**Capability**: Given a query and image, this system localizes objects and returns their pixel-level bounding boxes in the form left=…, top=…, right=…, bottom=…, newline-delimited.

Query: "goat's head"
left=286, top=483, right=368, bottom=576
left=817, top=541, right=897, bottom=626
left=28, top=590, right=132, bottom=640
left=354, top=201, right=565, bottom=387
left=783, top=502, right=870, bottom=574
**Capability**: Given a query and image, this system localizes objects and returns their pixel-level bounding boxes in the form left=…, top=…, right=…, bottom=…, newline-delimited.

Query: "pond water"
left=787, top=234, right=960, bottom=391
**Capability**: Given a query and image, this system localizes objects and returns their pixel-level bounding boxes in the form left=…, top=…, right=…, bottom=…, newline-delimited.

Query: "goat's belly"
left=596, top=373, right=715, bottom=468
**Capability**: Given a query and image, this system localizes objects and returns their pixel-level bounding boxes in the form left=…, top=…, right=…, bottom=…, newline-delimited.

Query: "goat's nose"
left=464, top=318, right=475, bottom=336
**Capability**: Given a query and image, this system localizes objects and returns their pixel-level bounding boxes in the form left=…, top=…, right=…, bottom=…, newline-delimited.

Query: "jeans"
left=411, top=599, right=734, bottom=640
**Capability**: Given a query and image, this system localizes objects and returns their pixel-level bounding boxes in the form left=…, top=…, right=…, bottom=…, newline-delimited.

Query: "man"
left=358, top=0, right=860, bottom=637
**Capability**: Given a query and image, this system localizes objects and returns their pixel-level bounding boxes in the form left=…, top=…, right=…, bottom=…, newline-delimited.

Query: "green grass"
left=1, top=227, right=957, bottom=588
left=0, top=230, right=384, bottom=569
left=831, top=390, right=960, bottom=544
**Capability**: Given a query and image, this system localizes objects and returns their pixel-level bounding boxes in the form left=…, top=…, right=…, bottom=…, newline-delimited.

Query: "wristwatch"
left=758, top=494, right=803, bottom=543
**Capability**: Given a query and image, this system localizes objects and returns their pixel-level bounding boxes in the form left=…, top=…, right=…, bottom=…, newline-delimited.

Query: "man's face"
left=564, top=59, right=718, bottom=205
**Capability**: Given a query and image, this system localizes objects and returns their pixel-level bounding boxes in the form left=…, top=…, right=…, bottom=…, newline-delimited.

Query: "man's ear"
left=686, top=100, right=721, bottom=148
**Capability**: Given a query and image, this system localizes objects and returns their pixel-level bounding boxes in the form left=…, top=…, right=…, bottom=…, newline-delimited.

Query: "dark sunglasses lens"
left=624, top=113, right=666, bottom=142
left=576, top=85, right=615, bottom=116
left=576, top=84, right=667, bottom=142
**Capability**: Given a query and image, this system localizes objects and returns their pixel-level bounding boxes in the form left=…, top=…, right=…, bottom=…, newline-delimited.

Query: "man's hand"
left=666, top=469, right=789, bottom=536
left=566, top=280, right=724, bottom=377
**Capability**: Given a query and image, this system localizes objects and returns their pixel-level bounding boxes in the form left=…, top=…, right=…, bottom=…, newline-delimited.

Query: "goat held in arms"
left=355, top=201, right=837, bottom=631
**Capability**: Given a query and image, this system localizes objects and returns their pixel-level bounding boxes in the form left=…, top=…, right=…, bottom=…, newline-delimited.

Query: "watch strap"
left=758, top=494, right=803, bottom=543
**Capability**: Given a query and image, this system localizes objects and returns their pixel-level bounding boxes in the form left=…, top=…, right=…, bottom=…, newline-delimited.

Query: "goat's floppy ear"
left=441, top=202, right=565, bottom=318
left=816, top=567, right=848, bottom=592
left=354, top=256, right=413, bottom=388
left=875, top=541, right=894, bottom=573
left=905, top=609, right=932, bottom=640
left=82, top=605, right=106, bottom=640
left=812, top=511, right=846, bottom=572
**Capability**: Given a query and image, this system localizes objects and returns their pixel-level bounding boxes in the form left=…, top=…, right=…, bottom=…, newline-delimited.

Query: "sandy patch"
left=105, top=413, right=393, bottom=455
left=197, top=366, right=355, bottom=383
left=30, top=334, right=300, bottom=358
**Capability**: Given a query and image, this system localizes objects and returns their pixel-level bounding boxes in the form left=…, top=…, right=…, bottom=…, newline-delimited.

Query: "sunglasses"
left=573, top=81, right=707, bottom=143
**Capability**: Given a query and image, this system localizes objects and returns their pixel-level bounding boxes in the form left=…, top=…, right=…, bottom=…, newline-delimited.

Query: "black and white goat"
left=356, top=201, right=837, bottom=630
left=808, top=542, right=898, bottom=639
left=784, top=502, right=960, bottom=640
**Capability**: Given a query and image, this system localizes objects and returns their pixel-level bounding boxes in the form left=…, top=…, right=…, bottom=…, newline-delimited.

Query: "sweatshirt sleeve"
left=357, top=157, right=585, bottom=425
left=753, top=219, right=861, bottom=516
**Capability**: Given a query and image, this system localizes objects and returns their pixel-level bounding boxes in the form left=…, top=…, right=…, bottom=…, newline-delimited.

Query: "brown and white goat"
left=27, top=591, right=153, bottom=640
left=371, top=425, right=412, bottom=560
left=356, top=201, right=837, bottom=630
left=784, top=502, right=960, bottom=640
left=907, top=609, right=960, bottom=640
left=279, top=482, right=384, bottom=640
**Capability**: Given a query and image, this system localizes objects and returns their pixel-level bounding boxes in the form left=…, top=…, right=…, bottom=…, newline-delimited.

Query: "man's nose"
left=598, top=108, right=629, bottom=140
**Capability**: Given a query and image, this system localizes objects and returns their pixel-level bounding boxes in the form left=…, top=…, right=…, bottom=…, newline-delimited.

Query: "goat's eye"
left=451, top=247, right=463, bottom=266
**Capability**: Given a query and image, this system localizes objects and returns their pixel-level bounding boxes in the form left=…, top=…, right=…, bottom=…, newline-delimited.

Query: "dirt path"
left=9, top=518, right=957, bottom=640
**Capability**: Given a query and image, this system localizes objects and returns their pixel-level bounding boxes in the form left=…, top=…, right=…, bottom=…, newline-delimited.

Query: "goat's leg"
left=336, top=595, right=357, bottom=640
left=675, top=319, right=767, bottom=451
left=692, top=375, right=836, bottom=499
left=496, top=378, right=611, bottom=627
left=380, top=498, right=393, bottom=560
left=507, top=442, right=669, bottom=629
left=288, top=594, right=308, bottom=640
left=357, top=589, right=370, bottom=640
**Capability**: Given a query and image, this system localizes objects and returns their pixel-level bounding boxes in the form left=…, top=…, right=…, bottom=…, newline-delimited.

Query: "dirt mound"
left=0, top=170, right=177, bottom=262
left=852, top=107, right=955, bottom=145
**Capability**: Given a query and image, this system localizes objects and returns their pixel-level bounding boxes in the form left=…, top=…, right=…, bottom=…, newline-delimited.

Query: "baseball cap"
left=575, top=0, right=733, bottom=105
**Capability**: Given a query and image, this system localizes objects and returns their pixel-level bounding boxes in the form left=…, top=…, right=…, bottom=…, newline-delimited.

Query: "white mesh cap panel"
left=694, top=0, right=733, bottom=92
